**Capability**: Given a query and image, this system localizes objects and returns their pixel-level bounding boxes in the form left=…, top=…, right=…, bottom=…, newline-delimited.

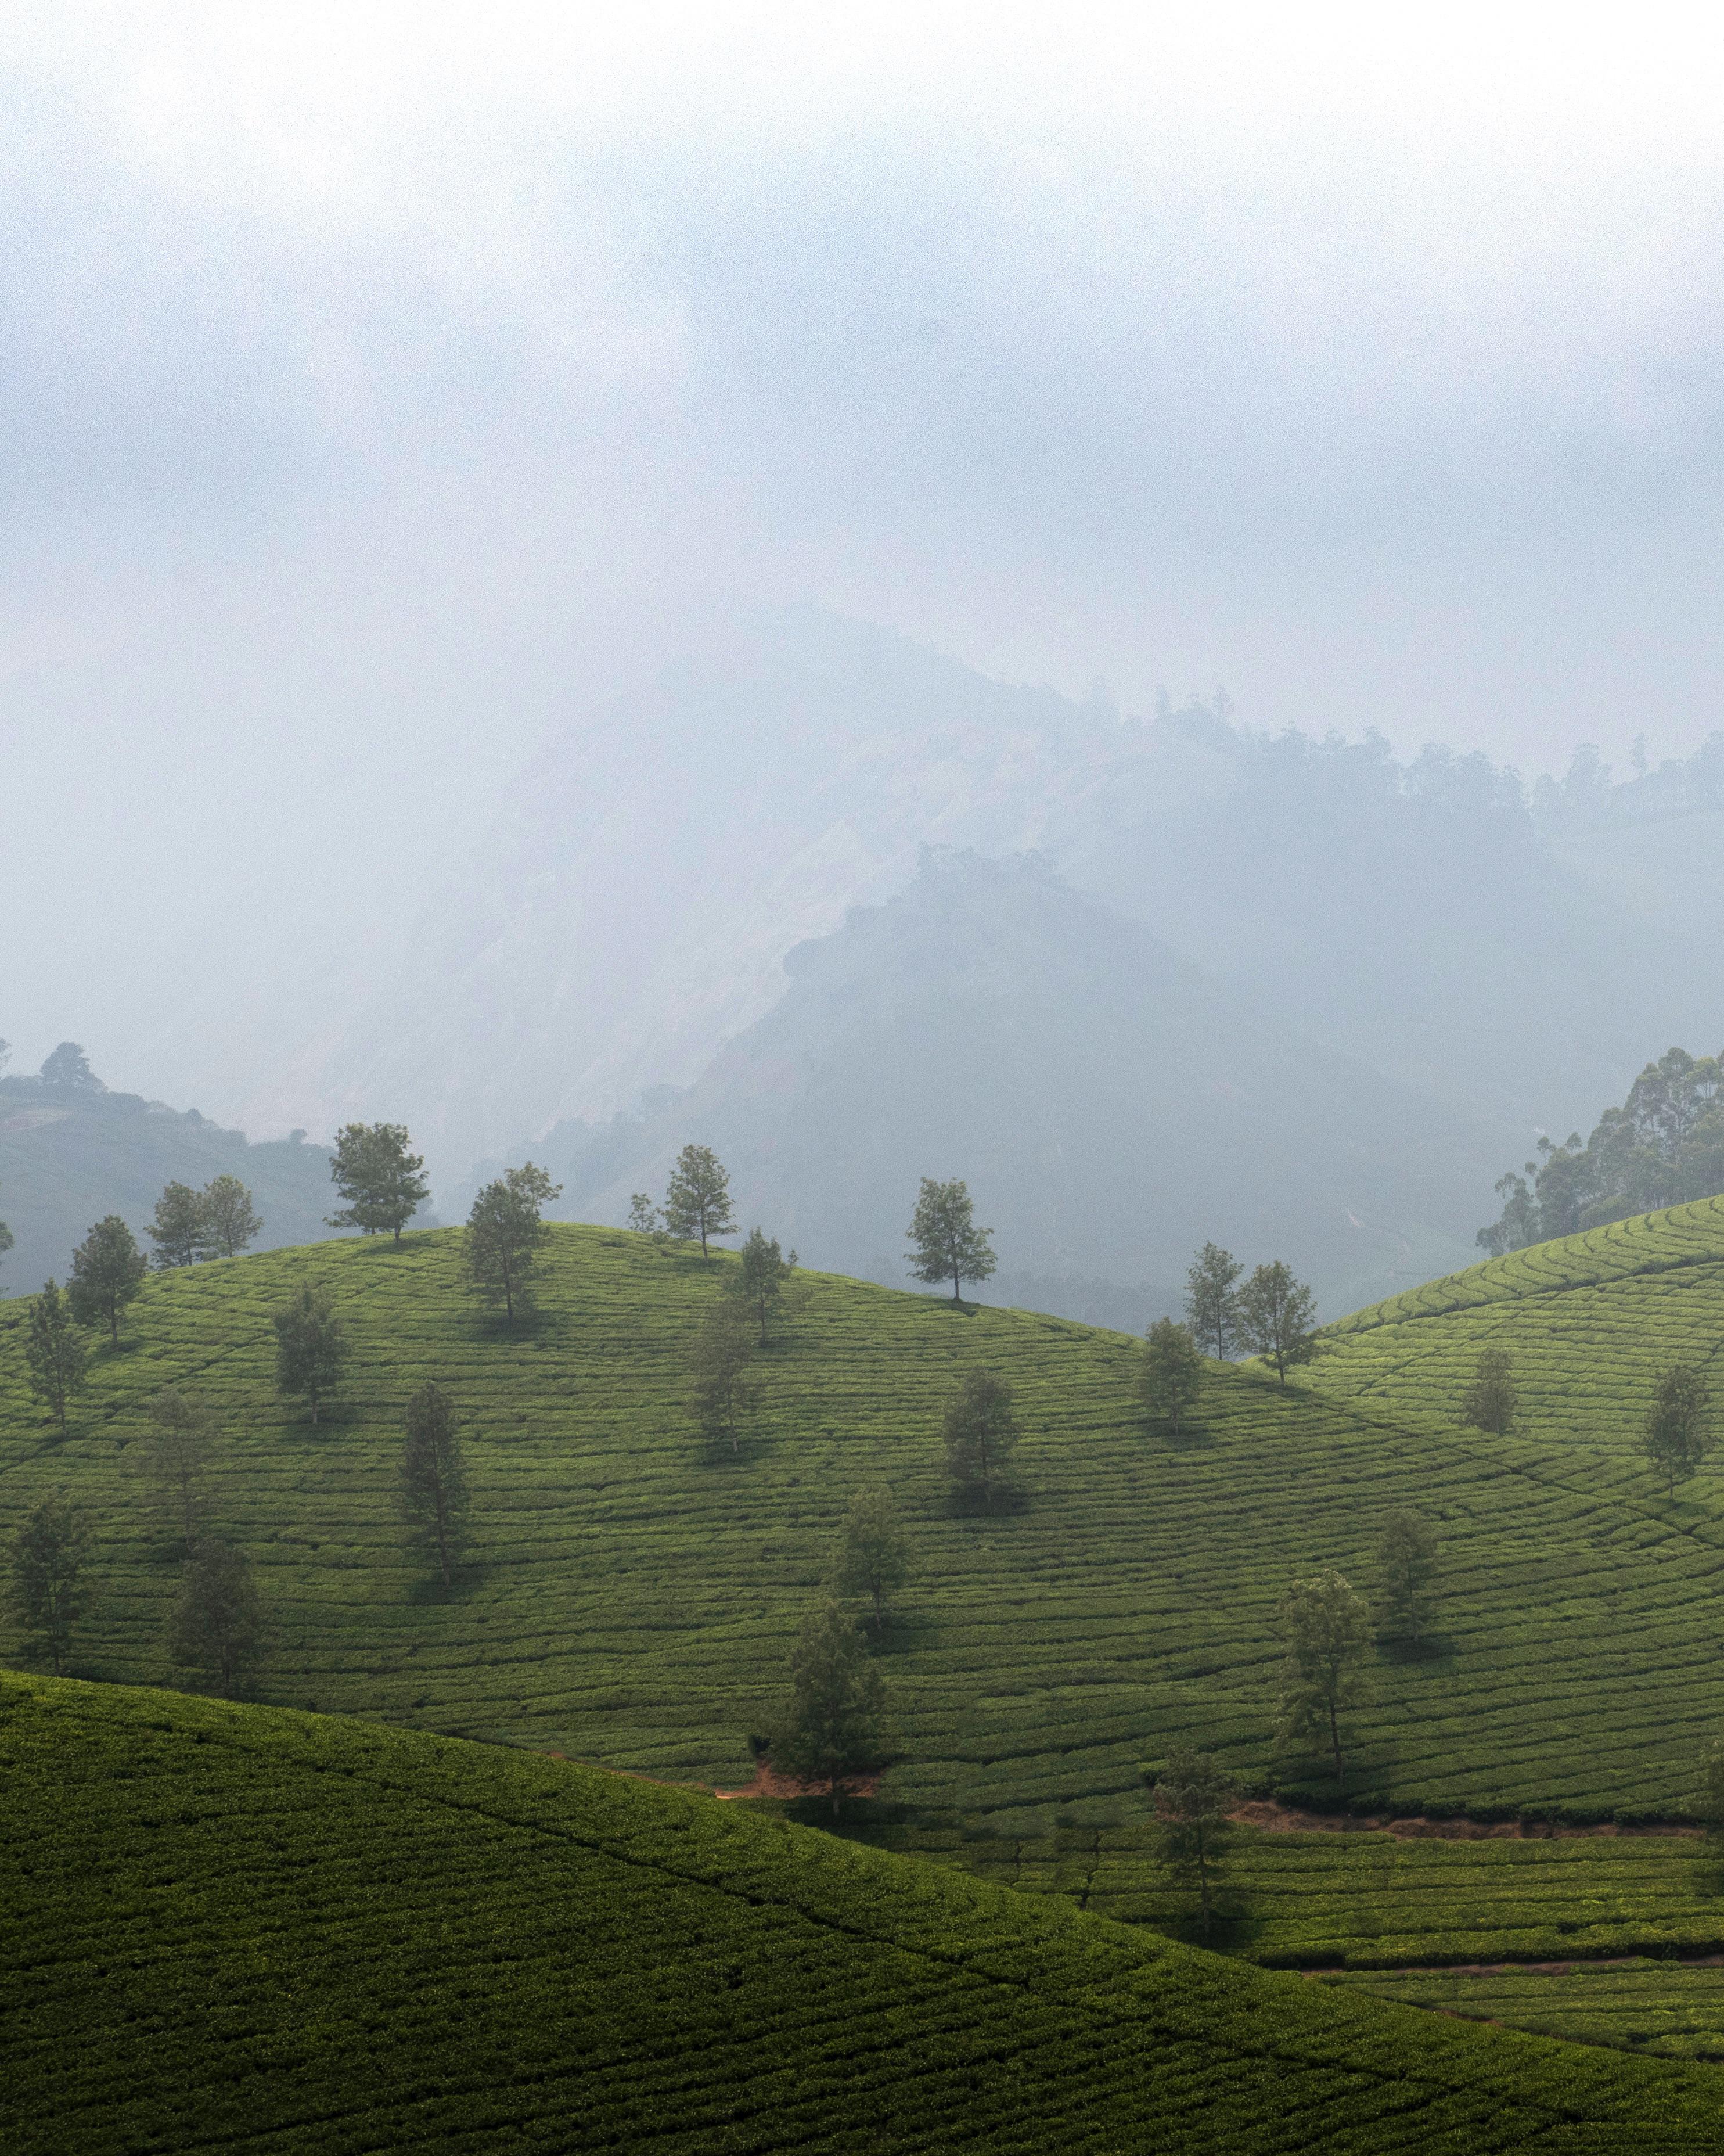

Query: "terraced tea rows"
left=9, top=1673, right=1724, bottom=2154
left=855, top=1817, right=1724, bottom=1968
left=1310, top=1197, right=1724, bottom=1456
left=1320, top=1961, right=1724, bottom=2065
left=7, top=1226, right=1724, bottom=1814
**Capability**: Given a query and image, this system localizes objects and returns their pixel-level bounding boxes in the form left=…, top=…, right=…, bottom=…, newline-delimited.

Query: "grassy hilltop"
left=5, top=1221, right=1724, bottom=1821
left=1310, top=1194, right=1724, bottom=1453
left=9, top=1671, right=1724, bottom=2155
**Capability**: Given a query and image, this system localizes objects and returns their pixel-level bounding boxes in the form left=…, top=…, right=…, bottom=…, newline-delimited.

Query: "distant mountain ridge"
left=520, top=850, right=1509, bottom=1320
left=0, top=1060, right=349, bottom=1295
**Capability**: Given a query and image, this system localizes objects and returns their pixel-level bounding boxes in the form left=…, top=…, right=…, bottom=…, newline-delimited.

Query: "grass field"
left=7, top=1223, right=1724, bottom=1820
left=1308, top=1195, right=1724, bottom=1458
left=11, top=1671, right=1724, bottom=2154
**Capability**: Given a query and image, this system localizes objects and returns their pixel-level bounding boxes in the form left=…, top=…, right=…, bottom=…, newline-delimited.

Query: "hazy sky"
left=8, top=2, right=1724, bottom=1082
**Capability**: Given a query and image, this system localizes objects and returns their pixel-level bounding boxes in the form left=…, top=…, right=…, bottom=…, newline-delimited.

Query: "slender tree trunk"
left=1197, top=1826, right=1211, bottom=1941
left=872, top=1582, right=884, bottom=1632
left=109, top=1303, right=118, bottom=1347
left=311, top=1389, right=320, bottom=1426
left=434, top=1485, right=451, bottom=1586
left=1328, top=1695, right=1345, bottom=1792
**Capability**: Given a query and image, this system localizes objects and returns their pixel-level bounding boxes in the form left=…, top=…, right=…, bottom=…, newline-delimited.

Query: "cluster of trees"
left=147, top=1174, right=264, bottom=1268
left=6, top=1373, right=475, bottom=1690
left=629, top=1144, right=737, bottom=1259
left=1479, top=1047, right=1724, bottom=1255
left=1137, top=1245, right=1321, bottom=1432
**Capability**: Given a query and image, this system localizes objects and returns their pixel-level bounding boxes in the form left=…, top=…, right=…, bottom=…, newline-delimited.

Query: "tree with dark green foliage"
left=67, top=1214, right=147, bottom=1345
left=273, top=1283, right=348, bottom=1424
left=1235, top=1262, right=1318, bottom=1387
left=730, top=1226, right=797, bottom=1343
left=144, top=1388, right=215, bottom=1556
left=326, top=1123, right=430, bottom=1241
left=402, top=1381, right=469, bottom=1587
left=1276, top=1569, right=1370, bottom=1794
left=1374, top=1509, right=1439, bottom=1644
left=1184, top=1243, right=1243, bottom=1359
left=663, top=1144, right=736, bottom=1257
left=168, top=1540, right=265, bottom=1696
left=1150, top=1745, right=1236, bottom=1943
left=769, top=1598, right=887, bottom=1819
left=830, top=1487, right=908, bottom=1633
left=689, top=1299, right=758, bottom=1453
left=1142, top=1318, right=1203, bottom=1434
left=147, top=1181, right=204, bottom=1268
left=24, top=1280, right=87, bottom=1440
left=200, top=1174, right=263, bottom=1259
left=942, top=1368, right=1018, bottom=1510
left=464, top=1163, right=561, bottom=1321
left=1461, top=1347, right=1516, bottom=1435
left=906, top=1176, right=996, bottom=1302
left=7, top=1494, right=93, bottom=1675
left=0, top=1179, right=13, bottom=1277
left=1643, top=1366, right=1711, bottom=1497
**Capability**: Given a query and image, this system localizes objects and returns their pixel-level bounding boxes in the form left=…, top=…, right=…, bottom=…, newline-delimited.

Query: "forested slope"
left=7, top=1673, right=1722, bottom=2155
left=6, top=1225, right=1724, bottom=1817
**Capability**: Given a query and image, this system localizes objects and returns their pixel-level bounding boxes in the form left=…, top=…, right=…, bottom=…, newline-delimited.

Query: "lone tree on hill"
left=67, top=1215, right=147, bottom=1345
left=144, top=1388, right=215, bottom=1556
left=1374, top=1509, right=1439, bottom=1645
left=464, top=1163, right=562, bottom=1322
left=147, top=1181, right=205, bottom=1269
left=24, top=1280, right=88, bottom=1441
left=1185, top=1244, right=1244, bottom=1360
left=168, top=1540, right=265, bottom=1696
left=1643, top=1366, right=1712, bottom=1497
left=1276, top=1569, right=1371, bottom=1795
left=39, top=1041, right=101, bottom=1090
left=770, top=1598, right=887, bottom=1820
left=689, top=1300, right=759, bottom=1454
left=663, top=1144, right=736, bottom=1257
left=402, top=1381, right=470, bottom=1587
left=942, top=1368, right=1020, bottom=1511
left=327, top=1123, right=430, bottom=1242
left=8, top=1494, right=94, bottom=1675
left=831, top=1487, right=909, bottom=1634
left=1150, top=1744, right=1237, bottom=1944
left=1461, top=1347, right=1516, bottom=1435
left=730, top=1227, right=797, bottom=1344
left=200, top=1174, right=262, bottom=1259
left=906, top=1177, right=996, bottom=1302
left=1142, top=1318, right=1203, bottom=1435
left=273, top=1283, right=348, bottom=1424
left=1235, top=1262, right=1318, bottom=1387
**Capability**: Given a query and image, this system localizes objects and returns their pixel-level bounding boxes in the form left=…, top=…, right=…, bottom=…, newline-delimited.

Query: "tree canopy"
left=906, top=1177, right=996, bottom=1302
left=327, top=1123, right=430, bottom=1242
left=769, top=1598, right=886, bottom=1818
left=273, top=1284, right=348, bottom=1424
left=67, top=1215, right=147, bottom=1345
left=1183, top=1244, right=1243, bottom=1360
left=1234, top=1262, right=1318, bottom=1387
left=464, top=1163, right=562, bottom=1321
left=663, top=1145, right=736, bottom=1258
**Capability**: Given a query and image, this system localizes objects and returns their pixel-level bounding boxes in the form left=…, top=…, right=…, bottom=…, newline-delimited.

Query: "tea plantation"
left=1319, top=1961, right=1724, bottom=2065
left=9, top=1671, right=1724, bottom=2154
left=1309, top=1194, right=1724, bottom=1456
left=6, top=1224, right=1724, bottom=1818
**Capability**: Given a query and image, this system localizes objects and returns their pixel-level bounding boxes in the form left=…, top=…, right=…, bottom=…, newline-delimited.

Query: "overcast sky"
left=8, top=2, right=1724, bottom=1081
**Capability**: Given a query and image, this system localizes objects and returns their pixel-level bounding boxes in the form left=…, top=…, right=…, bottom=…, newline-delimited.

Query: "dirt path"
left=712, top=1763, right=882, bottom=1802
left=1231, top=1798, right=1700, bottom=1841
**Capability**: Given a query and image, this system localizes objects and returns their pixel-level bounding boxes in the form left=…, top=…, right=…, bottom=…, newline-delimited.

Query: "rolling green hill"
left=1308, top=1194, right=1724, bottom=1457
left=8, top=1671, right=1724, bottom=2154
left=6, top=1222, right=1724, bottom=1823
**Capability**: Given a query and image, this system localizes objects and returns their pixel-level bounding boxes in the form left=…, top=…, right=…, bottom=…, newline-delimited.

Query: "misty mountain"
left=264, top=611, right=1723, bottom=1214
left=0, top=1061, right=350, bottom=1296
left=523, top=851, right=1512, bottom=1322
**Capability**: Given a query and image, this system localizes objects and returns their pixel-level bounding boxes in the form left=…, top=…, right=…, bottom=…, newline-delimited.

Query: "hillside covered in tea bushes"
left=8, top=1672, right=1723, bottom=2155
left=6, top=1222, right=1724, bottom=1820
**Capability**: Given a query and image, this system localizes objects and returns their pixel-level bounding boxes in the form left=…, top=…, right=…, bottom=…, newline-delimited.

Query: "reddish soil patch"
left=1230, top=1798, right=1700, bottom=1842
left=713, top=1763, right=883, bottom=1802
